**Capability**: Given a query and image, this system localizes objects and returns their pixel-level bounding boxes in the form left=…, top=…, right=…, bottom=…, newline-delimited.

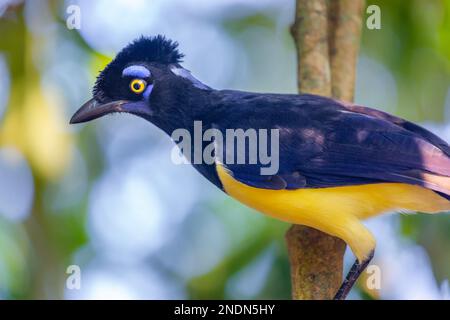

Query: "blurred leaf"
left=0, top=85, right=73, bottom=180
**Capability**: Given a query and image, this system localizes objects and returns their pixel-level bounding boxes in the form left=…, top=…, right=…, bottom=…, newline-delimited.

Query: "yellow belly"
left=216, top=164, right=450, bottom=261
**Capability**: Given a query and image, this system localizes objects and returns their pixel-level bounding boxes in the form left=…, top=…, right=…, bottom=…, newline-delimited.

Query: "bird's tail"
left=434, top=191, right=450, bottom=201
left=422, top=172, right=450, bottom=201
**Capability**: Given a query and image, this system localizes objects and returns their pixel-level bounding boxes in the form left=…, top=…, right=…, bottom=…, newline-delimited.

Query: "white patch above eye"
left=122, top=65, right=151, bottom=78
left=170, top=66, right=210, bottom=90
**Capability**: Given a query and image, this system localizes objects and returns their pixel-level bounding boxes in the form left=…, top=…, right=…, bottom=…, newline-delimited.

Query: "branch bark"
left=291, top=0, right=331, bottom=96
left=286, top=0, right=364, bottom=300
left=328, top=0, right=365, bottom=101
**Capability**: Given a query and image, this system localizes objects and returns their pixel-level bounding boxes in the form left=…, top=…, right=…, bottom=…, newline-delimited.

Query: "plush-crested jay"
left=71, top=36, right=450, bottom=299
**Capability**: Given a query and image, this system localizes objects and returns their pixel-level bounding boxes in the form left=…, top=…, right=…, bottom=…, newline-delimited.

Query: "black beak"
left=70, top=99, right=129, bottom=124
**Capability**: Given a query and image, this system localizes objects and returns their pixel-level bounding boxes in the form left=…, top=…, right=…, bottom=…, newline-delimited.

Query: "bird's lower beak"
left=70, top=99, right=129, bottom=124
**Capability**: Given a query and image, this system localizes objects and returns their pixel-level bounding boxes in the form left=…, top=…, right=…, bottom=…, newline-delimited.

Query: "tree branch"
left=286, top=226, right=345, bottom=299
left=286, top=0, right=364, bottom=300
left=328, top=0, right=365, bottom=102
left=291, top=0, right=331, bottom=96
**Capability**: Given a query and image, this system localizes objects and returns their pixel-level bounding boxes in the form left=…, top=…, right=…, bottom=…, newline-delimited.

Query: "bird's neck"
left=150, top=85, right=217, bottom=136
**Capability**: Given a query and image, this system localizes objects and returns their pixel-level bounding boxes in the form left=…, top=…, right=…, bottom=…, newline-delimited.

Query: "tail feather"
left=422, top=172, right=450, bottom=200
left=434, top=191, right=450, bottom=201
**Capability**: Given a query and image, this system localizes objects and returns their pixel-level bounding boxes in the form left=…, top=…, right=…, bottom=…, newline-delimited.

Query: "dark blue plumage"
left=72, top=35, right=450, bottom=200
left=203, top=91, right=450, bottom=197
left=69, top=35, right=450, bottom=300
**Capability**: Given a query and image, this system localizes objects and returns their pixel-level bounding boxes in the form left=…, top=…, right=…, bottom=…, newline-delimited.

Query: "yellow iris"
left=130, top=79, right=147, bottom=94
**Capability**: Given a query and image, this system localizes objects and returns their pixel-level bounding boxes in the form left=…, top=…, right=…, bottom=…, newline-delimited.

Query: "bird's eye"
left=130, top=79, right=147, bottom=94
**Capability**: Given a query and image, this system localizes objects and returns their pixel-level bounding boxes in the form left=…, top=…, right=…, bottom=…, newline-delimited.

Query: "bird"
left=71, top=35, right=450, bottom=300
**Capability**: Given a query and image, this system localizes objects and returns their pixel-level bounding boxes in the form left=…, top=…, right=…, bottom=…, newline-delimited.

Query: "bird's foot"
left=333, top=250, right=375, bottom=300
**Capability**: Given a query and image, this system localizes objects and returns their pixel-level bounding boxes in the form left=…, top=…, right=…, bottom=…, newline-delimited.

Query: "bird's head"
left=70, top=35, right=209, bottom=131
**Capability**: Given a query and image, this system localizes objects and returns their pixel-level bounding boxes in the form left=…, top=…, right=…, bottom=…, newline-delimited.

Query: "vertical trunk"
left=286, top=0, right=364, bottom=300
left=328, top=0, right=365, bottom=102
left=291, top=0, right=331, bottom=97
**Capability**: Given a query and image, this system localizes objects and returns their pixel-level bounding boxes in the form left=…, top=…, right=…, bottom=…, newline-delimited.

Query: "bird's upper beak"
left=70, top=98, right=129, bottom=124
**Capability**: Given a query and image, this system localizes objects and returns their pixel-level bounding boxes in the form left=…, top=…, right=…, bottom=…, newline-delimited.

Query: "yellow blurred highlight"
left=0, top=85, right=73, bottom=181
left=90, top=52, right=112, bottom=82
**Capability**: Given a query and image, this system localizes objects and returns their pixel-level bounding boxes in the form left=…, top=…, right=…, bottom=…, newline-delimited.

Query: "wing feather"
left=216, top=94, right=450, bottom=196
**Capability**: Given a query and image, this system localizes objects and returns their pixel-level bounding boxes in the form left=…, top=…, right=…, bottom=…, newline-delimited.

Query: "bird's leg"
left=333, top=250, right=374, bottom=300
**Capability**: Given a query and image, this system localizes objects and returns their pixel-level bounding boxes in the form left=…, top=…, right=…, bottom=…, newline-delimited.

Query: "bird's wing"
left=215, top=94, right=450, bottom=196
left=341, top=102, right=450, bottom=155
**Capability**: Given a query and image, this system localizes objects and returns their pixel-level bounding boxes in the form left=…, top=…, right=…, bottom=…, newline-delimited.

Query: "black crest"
left=93, top=35, right=183, bottom=100
left=114, top=35, right=184, bottom=65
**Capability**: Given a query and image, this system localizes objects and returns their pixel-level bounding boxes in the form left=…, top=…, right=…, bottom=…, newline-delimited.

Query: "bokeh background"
left=0, top=0, right=449, bottom=300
